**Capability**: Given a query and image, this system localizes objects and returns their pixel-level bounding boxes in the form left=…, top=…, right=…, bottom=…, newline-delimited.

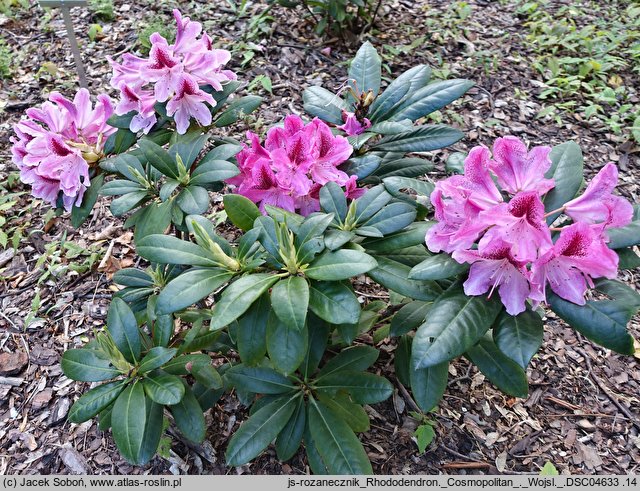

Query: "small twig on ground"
left=395, top=377, right=421, bottom=414
left=439, top=444, right=485, bottom=463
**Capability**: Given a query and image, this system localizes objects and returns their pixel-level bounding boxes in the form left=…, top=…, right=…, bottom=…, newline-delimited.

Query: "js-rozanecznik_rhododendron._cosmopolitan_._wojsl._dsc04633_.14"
left=426, top=135, right=634, bottom=315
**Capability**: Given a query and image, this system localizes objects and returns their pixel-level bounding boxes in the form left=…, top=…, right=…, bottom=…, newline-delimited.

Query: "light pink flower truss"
left=426, top=136, right=633, bottom=311
left=227, top=115, right=356, bottom=215
left=109, top=9, right=236, bottom=134
left=11, top=89, right=115, bottom=211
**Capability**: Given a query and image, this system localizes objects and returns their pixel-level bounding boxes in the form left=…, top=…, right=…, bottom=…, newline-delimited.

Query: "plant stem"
left=365, top=0, right=384, bottom=32
left=544, top=206, right=565, bottom=218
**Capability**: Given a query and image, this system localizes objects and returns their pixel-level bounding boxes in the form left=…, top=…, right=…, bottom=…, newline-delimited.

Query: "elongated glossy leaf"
left=348, top=41, right=381, bottom=103
left=223, top=194, right=262, bottom=231
left=465, top=335, right=529, bottom=398
left=367, top=257, right=442, bottom=301
left=317, top=346, right=379, bottom=378
left=266, top=311, right=308, bottom=375
left=137, top=235, right=218, bottom=266
left=275, top=397, right=306, bottom=461
left=342, top=154, right=382, bottom=179
left=156, top=268, right=233, bottom=315
left=315, top=371, right=392, bottom=404
left=373, top=157, right=433, bottom=179
left=617, top=247, right=640, bottom=269
left=303, top=86, right=347, bottom=125
left=412, top=288, right=502, bottom=369
left=133, top=200, right=173, bottom=242
left=316, top=392, right=369, bottom=433
left=319, top=182, right=348, bottom=222
left=226, top=394, right=299, bottom=466
left=409, top=254, right=468, bottom=280
left=168, top=133, right=208, bottom=167
left=308, top=281, right=361, bottom=325
left=191, top=363, right=223, bottom=389
left=100, top=179, right=143, bottom=196
left=216, top=95, right=263, bottom=127
left=61, top=349, right=122, bottom=381
left=301, top=313, right=331, bottom=379
left=410, top=361, right=449, bottom=412
left=608, top=206, right=640, bottom=248
left=177, top=185, right=209, bottom=215
left=107, top=298, right=141, bottom=364
left=202, top=143, right=242, bottom=163
left=112, top=382, right=163, bottom=465
left=210, top=274, right=280, bottom=330
left=143, top=372, right=185, bottom=405
left=68, top=380, right=127, bottom=423
left=354, top=185, right=392, bottom=223
left=305, top=250, right=377, bottom=281
left=548, top=290, right=635, bottom=355
left=161, top=354, right=211, bottom=375
left=377, top=245, right=429, bottom=267
left=364, top=202, right=416, bottom=235
left=71, top=174, right=104, bottom=227
left=373, top=125, right=464, bottom=153
left=236, top=293, right=270, bottom=366
left=153, top=314, right=174, bottom=347
left=493, top=309, right=543, bottom=369
left=543, top=141, right=584, bottom=223
left=323, top=230, right=355, bottom=250
left=390, top=301, right=431, bottom=337
left=307, top=398, right=372, bottom=474
left=388, top=79, right=474, bottom=122
left=190, top=159, right=239, bottom=185
left=296, top=213, right=335, bottom=247
left=113, top=268, right=154, bottom=288
left=226, top=365, right=296, bottom=394
left=110, top=191, right=149, bottom=216
left=169, top=384, right=206, bottom=442
left=304, top=424, right=329, bottom=475
left=138, top=138, right=179, bottom=179
left=363, top=222, right=433, bottom=253
left=104, top=128, right=137, bottom=155
left=369, top=65, right=432, bottom=122
left=394, top=335, right=412, bottom=386
left=271, top=277, right=309, bottom=331
left=138, top=347, right=178, bottom=374
left=186, top=214, right=233, bottom=255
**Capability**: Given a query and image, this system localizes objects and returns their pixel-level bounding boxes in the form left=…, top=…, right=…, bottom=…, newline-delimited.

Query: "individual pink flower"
left=11, top=89, right=115, bottom=211
left=337, top=111, right=371, bottom=136
left=563, top=163, right=633, bottom=230
left=453, top=238, right=532, bottom=315
left=308, top=118, right=353, bottom=186
left=530, top=222, right=618, bottom=305
left=489, top=136, right=554, bottom=195
left=166, top=75, right=216, bottom=134
left=238, top=159, right=295, bottom=213
left=479, top=191, right=552, bottom=262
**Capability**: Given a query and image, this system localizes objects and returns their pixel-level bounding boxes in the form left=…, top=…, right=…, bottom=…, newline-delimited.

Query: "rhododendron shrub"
left=227, top=115, right=363, bottom=215
left=385, top=137, right=640, bottom=415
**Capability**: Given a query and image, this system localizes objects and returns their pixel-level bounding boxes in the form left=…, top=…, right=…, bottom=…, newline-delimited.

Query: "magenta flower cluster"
left=10, top=89, right=115, bottom=211
left=109, top=9, right=236, bottom=134
left=227, top=115, right=363, bottom=215
left=426, top=136, right=633, bottom=315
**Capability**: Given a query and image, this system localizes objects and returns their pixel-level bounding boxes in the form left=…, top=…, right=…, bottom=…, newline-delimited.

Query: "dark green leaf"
left=608, top=207, right=640, bottom=248
left=301, top=313, right=331, bottom=379
left=388, top=79, right=474, bottom=122
left=342, top=155, right=382, bottom=179
left=191, top=363, right=223, bottom=389
left=394, top=335, right=412, bottom=386
left=236, top=294, right=270, bottom=366
left=410, top=361, right=449, bottom=412
left=617, top=247, right=640, bottom=269
left=308, top=281, right=361, bottom=325
left=369, top=65, right=432, bottom=122
left=445, top=152, right=466, bottom=174
left=543, top=142, right=584, bottom=223
left=168, top=133, right=208, bottom=167
left=390, top=301, right=431, bottom=337
left=137, top=235, right=218, bottom=266
left=225, top=365, right=296, bottom=394
left=373, top=125, right=464, bottom=153
left=319, top=182, right=348, bottom=222
left=305, top=250, right=377, bottom=281
left=409, top=254, right=468, bottom=280
left=169, top=384, right=207, bottom=442
left=493, top=309, right=543, bottom=369
left=68, top=380, right=127, bottom=423
left=110, top=191, right=149, bottom=216
left=107, top=297, right=141, bottom=364
left=317, top=346, right=379, bottom=378
left=367, top=257, right=442, bottom=301
left=373, top=157, right=433, bottom=179
left=71, top=174, right=104, bottom=227
left=177, top=186, right=209, bottom=215
left=267, top=310, right=308, bottom=375
left=315, top=371, right=392, bottom=404
left=142, top=372, right=185, bottom=405
left=138, top=138, right=179, bottom=179
left=303, top=86, right=347, bottom=125
left=323, top=230, right=355, bottom=250
left=162, top=354, right=211, bottom=375
left=271, top=277, right=309, bottom=331
left=156, top=268, right=233, bottom=315
left=363, top=222, right=433, bottom=253
left=113, top=268, right=154, bottom=288
left=348, top=41, right=381, bottom=103
left=153, top=314, right=174, bottom=347
left=104, top=128, right=137, bottom=155
left=190, top=159, right=239, bottom=185
left=275, top=397, right=306, bottom=461
left=354, top=185, right=392, bottom=223
left=316, top=392, right=369, bottom=433
left=223, top=194, right=262, bottom=231
left=138, top=347, right=178, bottom=373
left=363, top=202, right=416, bottom=235
left=133, top=200, right=173, bottom=242
left=214, top=96, right=262, bottom=127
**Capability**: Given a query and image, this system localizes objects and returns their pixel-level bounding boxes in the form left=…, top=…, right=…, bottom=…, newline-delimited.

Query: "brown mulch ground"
left=1, top=0, right=639, bottom=476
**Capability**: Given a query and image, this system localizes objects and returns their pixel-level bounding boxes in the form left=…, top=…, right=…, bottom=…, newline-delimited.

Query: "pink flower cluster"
left=11, top=89, right=115, bottom=211
left=109, top=10, right=236, bottom=135
left=426, top=136, right=633, bottom=315
left=227, top=115, right=363, bottom=215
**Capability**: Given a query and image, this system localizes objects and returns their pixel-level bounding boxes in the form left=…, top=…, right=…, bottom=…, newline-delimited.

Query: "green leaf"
left=225, top=394, right=299, bottom=466
left=608, top=207, right=640, bottom=248
left=617, top=247, right=640, bottom=269
left=415, top=424, right=435, bottom=454
left=110, top=191, right=149, bottom=216
left=301, top=313, right=331, bottom=379
left=296, top=213, right=335, bottom=248
left=142, top=372, right=185, bottom=405
left=409, top=254, right=468, bottom=280
left=317, top=346, right=379, bottom=378
left=373, top=157, right=433, bottom=179
left=234, top=294, right=269, bottom=366
left=445, top=151, right=466, bottom=174
left=308, top=281, right=361, bottom=325
left=307, top=398, right=373, bottom=474
left=370, top=65, right=432, bottom=122
left=153, top=315, right=174, bottom=348
left=388, top=79, right=474, bottom=122
left=107, top=111, right=136, bottom=129
left=61, top=349, right=122, bottom=381
left=342, top=154, right=382, bottom=179
left=168, top=133, right=208, bottom=167
left=348, top=41, right=382, bottom=103
left=305, top=250, right=377, bottom=281
left=390, top=301, right=431, bottom=337
left=156, top=268, right=233, bottom=315
left=319, top=182, right=348, bottom=222
left=169, top=384, right=207, bottom=443
left=133, top=200, right=173, bottom=243
left=543, top=141, right=584, bottom=223
left=548, top=290, right=635, bottom=355
left=107, top=297, right=141, bottom=364
left=223, top=194, right=262, bottom=231
left=367, top=257, right=442, bottom=301
left=323, top=230, right=355, bottom=250
left=373, top=125, right=464, bottom=153
left=191, top=363, right=223, bottom=389
left=303, top=424, right=329, bottom=475
left=190, top=159, right=239, bottom=185
left=303, top=86, right=347, bottom=125
left=138, top=138, right=179, bottom=179
left=410, top=361, right=449, bottom=412
left=275, top=397, right=306, bottom=461
left=540, top=461, right=560, bottom=476
left=354, top=185, right=392, bottom=223
left=186, top=214, right=233, bottom=255
left=138, top=347, right=178, bottom=373
left=493, top=308, right=543, bottom=369
left=266, top=310, right=308, bottom=376
left=111, top=382, right=163, bottom=465
left=203, top=143, right=242, bottom=162
left=412, top=287, right=502, bottom=369
left=162, top=354, right=211, bottom=375
left=226, top=365, right=296, bottom=394
left=71, top=174, right=104, bottom=228
left=394, top=335, right=412, bottom=386
left=271, top=277, right=309, bottom=331
left=68, top=380, right=127, bottom=423
left=214, top=95, right=262, bottom=127
left=113, top=268, right=154, bottom=288
left=315, top=371, right=392, bottom=404
left=363, top=202, right=416, bottom=235
left=363, top=222, right=433, bottom=253
left=210, top=274, right=280, bottom=330
left=465, top=335, right=529, bottom=398
left=137, top=235, right=218, bottom=266
left=176, top=186, right=209, bottom=215
left=104, top=128, right=137, bottom=155
left=316, top=392, right=369, bottom=432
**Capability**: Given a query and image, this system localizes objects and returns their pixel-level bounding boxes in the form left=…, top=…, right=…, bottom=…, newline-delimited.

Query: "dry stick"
left=394, top=377, right=421, bottom=414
